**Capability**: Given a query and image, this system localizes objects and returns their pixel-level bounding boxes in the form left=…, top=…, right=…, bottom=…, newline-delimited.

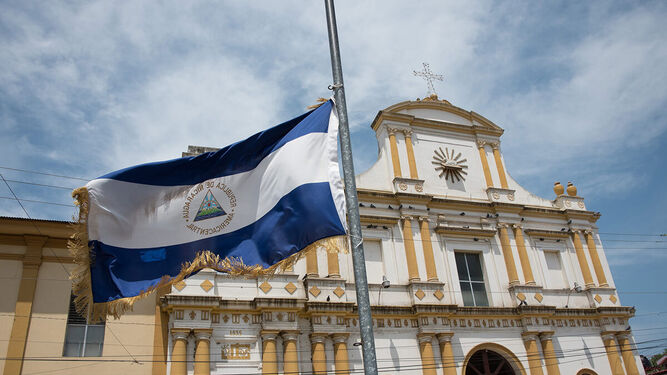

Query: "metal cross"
left=413, top=62, right=444, bottom=97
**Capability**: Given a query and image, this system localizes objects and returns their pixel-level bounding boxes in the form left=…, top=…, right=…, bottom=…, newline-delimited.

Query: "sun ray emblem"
left=432, top=147, right=468, bottom=183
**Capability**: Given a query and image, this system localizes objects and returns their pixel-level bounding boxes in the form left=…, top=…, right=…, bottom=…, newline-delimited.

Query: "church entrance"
left=465, top=349, right=516, bottom=375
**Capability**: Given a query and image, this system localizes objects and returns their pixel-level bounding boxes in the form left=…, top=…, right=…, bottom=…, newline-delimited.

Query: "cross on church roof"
left=413, top=62, right=444, bottom=97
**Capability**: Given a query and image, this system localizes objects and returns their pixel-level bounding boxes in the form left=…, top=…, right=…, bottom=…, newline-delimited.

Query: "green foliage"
left=651, top=348, right=667, bottom=367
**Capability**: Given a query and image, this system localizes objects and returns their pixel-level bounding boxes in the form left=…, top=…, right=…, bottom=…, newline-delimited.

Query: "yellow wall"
left=0, top=259, right=22, bottom=372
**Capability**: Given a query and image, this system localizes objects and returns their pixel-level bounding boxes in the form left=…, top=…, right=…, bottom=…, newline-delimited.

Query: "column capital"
left=417, top=216, right=430, bottom=222
left=310, top=333, right=328, bottom=344
left=402, top=129, right=414, bottom=137
left=521, top=332, right=540, bottom=342
left=194, top=328, right=213, bottom=341
left=417, top=333, right=434, bottom=344
left=281, top=330, right=299, bottom=342
left=387, top=127, right=400, bottom=135
left=171, top=328, right=190, bottom=341
left=497, top=222, right=510, bottom=229
left=401, top=215, right=414, bottom=221
left=571, top=228, right=584, bottom=235
left=584, top=229, right=595, bottom=235
left=601, top=331, right=619, bottom=341
left=261, top=330, right=280, bottom=341
left=476, top=140, right=487, bottom=148
left=331, top=333, right=349, bottom=344
left=488, top=141, right=500, bottom=150
left=616, top=331, right=632, bottom=340
left=539, top=331, right=555, bottom=341
left=512, top=223, right=523, bottom=230
left=436, top=333, right=454, bottom=343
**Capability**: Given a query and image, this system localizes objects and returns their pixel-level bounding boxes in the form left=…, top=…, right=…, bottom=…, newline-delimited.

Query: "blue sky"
left=1, top=0, right=666, bottom=357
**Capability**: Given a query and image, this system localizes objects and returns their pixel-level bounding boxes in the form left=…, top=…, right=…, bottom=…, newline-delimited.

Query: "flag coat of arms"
left=70, top=100, right=347, bottom=319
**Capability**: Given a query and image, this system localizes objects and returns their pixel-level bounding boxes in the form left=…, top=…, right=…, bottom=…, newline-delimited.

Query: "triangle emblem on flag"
left=193, top=189, right=227, bottom=222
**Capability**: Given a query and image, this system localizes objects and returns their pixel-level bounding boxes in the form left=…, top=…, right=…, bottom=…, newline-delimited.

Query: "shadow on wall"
left=389, top=339, right=400, bottom=370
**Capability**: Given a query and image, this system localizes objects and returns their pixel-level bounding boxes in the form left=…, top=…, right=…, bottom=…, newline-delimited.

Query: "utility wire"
left=0, top=166, right=90, bottom=181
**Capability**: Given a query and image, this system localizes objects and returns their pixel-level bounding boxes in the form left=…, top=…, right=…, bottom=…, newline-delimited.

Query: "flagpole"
left=324, top=1, right=379, bottom=375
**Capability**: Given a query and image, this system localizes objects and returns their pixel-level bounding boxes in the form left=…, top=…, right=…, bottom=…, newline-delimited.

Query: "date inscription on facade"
left=221, top=344, right=250, bottom=360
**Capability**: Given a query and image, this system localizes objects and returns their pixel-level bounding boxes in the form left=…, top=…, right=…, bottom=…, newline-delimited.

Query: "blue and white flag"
left=70, top=100, right=346, bottom=318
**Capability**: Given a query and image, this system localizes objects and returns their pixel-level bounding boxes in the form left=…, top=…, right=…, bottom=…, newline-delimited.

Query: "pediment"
left=371, top=98, right=503, bottom=136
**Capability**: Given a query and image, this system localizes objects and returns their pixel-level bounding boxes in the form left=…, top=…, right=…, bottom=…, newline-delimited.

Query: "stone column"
left=402, top=216, right=421, bottom=281
left=194, top=329, right=212, bottom=375
left=476, top=141, right=494, bottom=188
left=490, top=142, right=508, bottom=189
left=261, top=330, right=279, bottom=375
left=585, top=231, right=608, bottom=287
left=616, top=332, right=640, bottom=375
left=3, top=235, right=46, bottom=375
left=539, top=332, right=561, bottom=375
left=571, top=230, right=595, bottom=288
left=418, top=333, right=437, bottom=375
left=282, top=331, right=300, bottom=375
left=388, top=127, right=402, bottom=178
left=306, top=249, right=319, bottom=278
left=436, top=333, right=456, bottom=375
left=522, top=333, right=545, bottom=375
left=153, top=285, right=171, bottom=375
left=327, top=251, right=340, bottom=278
left=332, top=333, right=350, bottom=375
left=170, top=329, right=190, bottom=375
left=418, top=217, right=438, bottom=281
left=513, top=225, right=536, bottom=285
left=403, top=129, right=419, bottom=179
left=311, top=333, right=328, bottom=375
left=498, top=224, right=520, bottom=285
left=602, top=332, right=626, bottom=375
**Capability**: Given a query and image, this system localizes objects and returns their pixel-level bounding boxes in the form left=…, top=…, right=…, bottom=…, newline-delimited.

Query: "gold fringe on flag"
left=69, top=186, right=348, bottom=322
left=306, top=97, right=328, bottom=110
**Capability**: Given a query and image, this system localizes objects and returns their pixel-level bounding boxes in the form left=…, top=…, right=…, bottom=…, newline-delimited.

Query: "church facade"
left=0, top=97, right=643, bottom=375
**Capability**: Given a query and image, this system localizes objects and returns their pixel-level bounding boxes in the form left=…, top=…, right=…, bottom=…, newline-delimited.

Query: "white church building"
left=166, top=96, right=643, bottom=375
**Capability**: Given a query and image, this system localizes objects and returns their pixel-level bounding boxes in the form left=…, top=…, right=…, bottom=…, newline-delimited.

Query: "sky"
left=1, top=0, right=666, bottom=358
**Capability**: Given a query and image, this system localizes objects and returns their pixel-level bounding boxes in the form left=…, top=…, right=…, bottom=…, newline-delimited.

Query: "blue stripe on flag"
left=89, top=181, right=344, bottom=303
left=99, top=101, right=333, bottom=186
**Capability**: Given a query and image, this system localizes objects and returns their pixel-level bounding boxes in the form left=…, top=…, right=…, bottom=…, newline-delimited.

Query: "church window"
left=63, top=293, right=105, bottom=357
left=455, top=252, right=489, bottom=306
left=363, top=239, right=384, bottom=284
left=544, top=250, right=568, bottom=289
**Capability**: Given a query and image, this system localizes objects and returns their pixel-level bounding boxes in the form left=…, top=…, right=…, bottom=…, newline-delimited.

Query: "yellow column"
left=332, top=333, right=350, bottom=375
left=402, top=216, right=421, bottom=281
left=602, top=333, right=625, bottom=375
left=194, top=329, right=212, bottom=375
left=403, top=129, right=419, bottom=179
left=3, top=235, right=46, bottom=375
left=617, top=332, right=640, bottom=375
left=152, top=285, right=171, bottom=375
left=571, top=230, right=595, bottom=288
left=261, top=331, right=279, bottom=375
left=388, top=128, right=403, bottom=178
left=490, top=142, right=508, bottom=189
left=498, top=224, right=520, bottom=285
left=170, top=329, right=190, bottom=375
left=306, top=249, right=319, bottom=278
left=282, top=331, right=300, bottom=375
left=418, top=217, right=438, bottom=281
left=585, top=231, right=608, bottom=287
left=477, top=140, right=494, bottom=188
left=436, top=333, right=457, bottom=375
left=418, top=333, right=437, bottom=375
left=311, top=333, right=328, bottom=375
left=522, top=333, right=545, bottom=375
left=539, top=332, right=561, bottom=375
left=327, top=251, right=340, bottom=278
left=513, top=225, right=536, bottom=285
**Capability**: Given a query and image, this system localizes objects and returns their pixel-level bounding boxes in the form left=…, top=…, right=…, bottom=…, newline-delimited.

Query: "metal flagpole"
left=324, top=1, right=379, bottom=375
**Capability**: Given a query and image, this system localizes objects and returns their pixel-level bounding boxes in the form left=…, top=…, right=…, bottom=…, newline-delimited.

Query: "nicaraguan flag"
left=70, top=100, right=346, bottom=318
